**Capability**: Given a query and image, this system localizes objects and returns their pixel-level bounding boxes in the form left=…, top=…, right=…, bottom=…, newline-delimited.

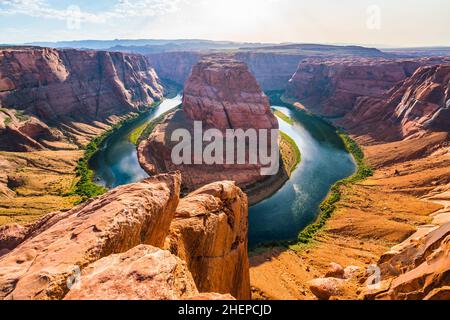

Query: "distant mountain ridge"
left=25, top=39, right=271, bottom=51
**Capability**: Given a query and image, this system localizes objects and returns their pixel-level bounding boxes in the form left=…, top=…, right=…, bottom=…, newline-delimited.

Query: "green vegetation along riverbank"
left=273, top=109, right=294, bottom=125
left=134, top=104, right=182, bottom=145
left=294, top=132, right=374, bottom=246
left=249, top=90, right=373, bottom=251
left=69, top=102, right=163, bottom=203
left=279, top=131, right=301, bottom=176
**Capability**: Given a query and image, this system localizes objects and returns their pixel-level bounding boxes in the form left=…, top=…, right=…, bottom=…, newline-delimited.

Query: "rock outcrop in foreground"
left=0, top=47, right=164, bottom=150
left=365, top=222, right=450, bottom=300
left=138, top=57, right=283, bottom=203
left=165, top=181, right=251, bottom=299
left=0, top=173, right=249, bottom=300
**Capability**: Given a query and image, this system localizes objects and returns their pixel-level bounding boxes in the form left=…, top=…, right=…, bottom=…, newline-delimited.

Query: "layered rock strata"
left=182, top=57, right=278, bottom=130
left=147, top=51, right=201, bottom=85
left=343, top=64, right=450, bottom=141
left=0, top=47, right=164, bottom=150
left=251, top=61, right=450, bottom=301
left=365, top=222, right=450, bottom=300
left=285, top=57, right=450, bottom=118
left=0, top=173, right=181, bottom=299
left=235, top=52, right=305, bottom=90
left=64, top=245, right=233, bottom=301
left=0, top=46, right=165, bottom=220
left=146, top=44, right=391, bottom=90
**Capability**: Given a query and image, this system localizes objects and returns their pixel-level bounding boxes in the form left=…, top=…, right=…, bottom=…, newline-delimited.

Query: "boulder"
left=308, top=278, right=346, bottom=300
left=325, top=263, right=345, bottom=279
left=344, top=266, right=363, bottom=280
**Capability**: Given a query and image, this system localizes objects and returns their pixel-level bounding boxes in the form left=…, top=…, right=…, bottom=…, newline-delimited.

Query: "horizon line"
left=2, top=38, right=450, bottom=50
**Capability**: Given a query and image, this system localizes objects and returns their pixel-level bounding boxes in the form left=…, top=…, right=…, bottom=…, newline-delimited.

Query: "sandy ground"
left=250, top=132, right=449, bottom=300
left=0, top=150, right=83, bottom=225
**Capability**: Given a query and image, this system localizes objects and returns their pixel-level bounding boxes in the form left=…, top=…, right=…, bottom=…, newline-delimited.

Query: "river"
left=248, top=106, right=355, bottom=247
left=90, top=93, right=183, bottom=188
left=90, top=94, right=356, bottom=248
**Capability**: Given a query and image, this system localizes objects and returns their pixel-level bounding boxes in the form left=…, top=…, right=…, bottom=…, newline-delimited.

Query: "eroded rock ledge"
left=165, top=181, right=250, bottom=299
left=0, top=173, right=249, bottom=300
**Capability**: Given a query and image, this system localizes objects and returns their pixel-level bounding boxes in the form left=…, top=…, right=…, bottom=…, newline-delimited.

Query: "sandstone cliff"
left=0, top=46, right=165, bottom=219
left=0, top=47, right=164, bottom=150
left=148, top=51, right=303, bottom=90
left=285, top=57, right=450, bottom=118
left=138, top=57, right=283, bottom=201
left=0, top=173, right=249, bottom=300
left=235, top=52, right=304, bottom=91
left=343, top=64, right=450, bottom=141
left=147, top=51, right=201, bottom=85
left=182, top=57, right=279, bottom=130
left=285, top=58, right=422, bottom=117
left=0, top=106, right=61, bottom=151
left=341, top=64, right=450, bottom=300
left=146, top=45, right=390, bottom=91
left=365, top=222, right=450, bottom=300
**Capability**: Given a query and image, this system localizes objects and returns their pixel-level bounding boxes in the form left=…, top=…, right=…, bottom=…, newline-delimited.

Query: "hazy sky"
left=0, top=0, right=449, bottom=47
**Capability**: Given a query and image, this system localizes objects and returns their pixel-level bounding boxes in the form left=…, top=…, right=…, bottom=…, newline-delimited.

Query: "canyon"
left=0, top=47, right=164, bottom=150
left=251, top=59, right=450, bottom=301
left=147, top=51, right=201, bottom=86
left=343, top=64, right=450, bottom=141
left=0, top=46, right=164, bottom=221
left=0, top=42, right=449, bottom=300
left=147, top=44, right=389, bottom=90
